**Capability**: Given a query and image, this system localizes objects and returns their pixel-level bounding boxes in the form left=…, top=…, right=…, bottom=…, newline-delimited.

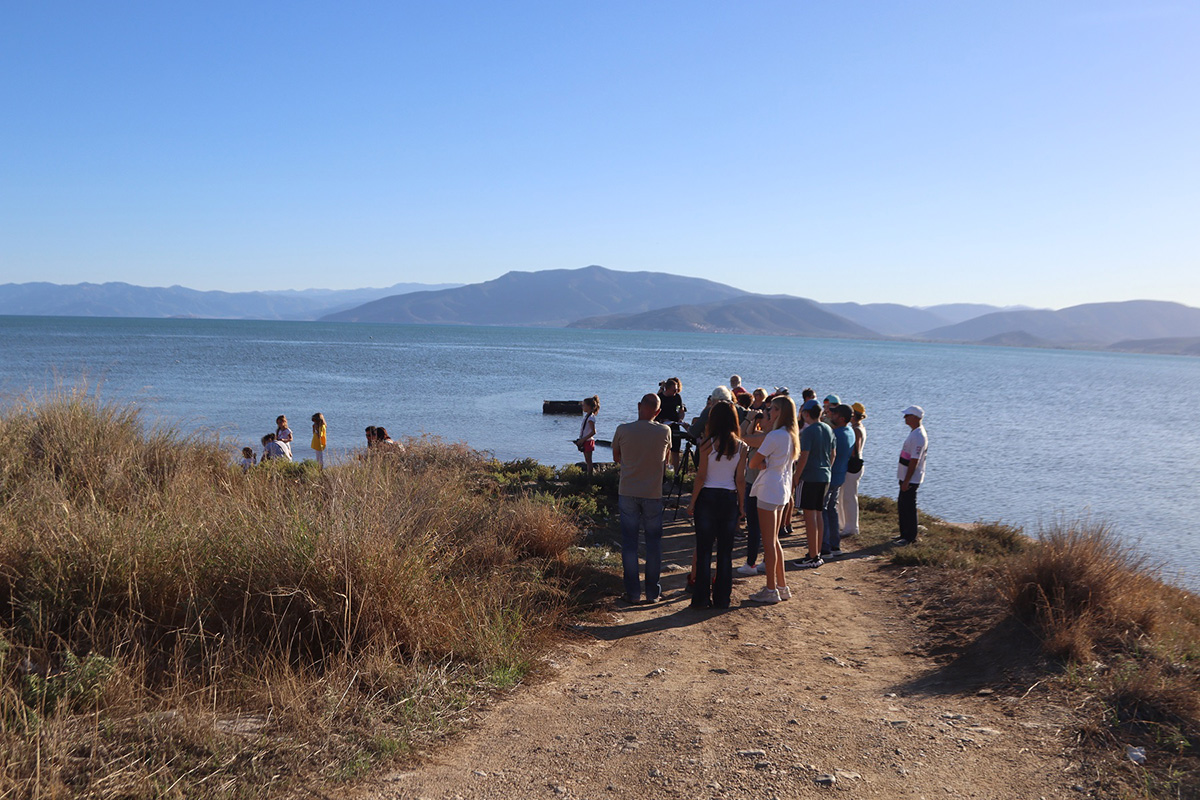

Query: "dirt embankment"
left=356, top=519, right=1086, bottom=800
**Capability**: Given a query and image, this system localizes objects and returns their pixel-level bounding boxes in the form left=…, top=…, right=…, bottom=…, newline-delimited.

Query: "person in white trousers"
left=839, top=402, right=867, bottom=537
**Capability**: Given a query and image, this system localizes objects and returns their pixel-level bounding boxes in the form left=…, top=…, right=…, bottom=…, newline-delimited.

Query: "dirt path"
left=358, top=517, right=1083, bottom=800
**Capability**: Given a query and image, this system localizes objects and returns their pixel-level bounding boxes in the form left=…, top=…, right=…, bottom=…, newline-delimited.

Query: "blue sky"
left=2, top=2, right=1197, bottom=307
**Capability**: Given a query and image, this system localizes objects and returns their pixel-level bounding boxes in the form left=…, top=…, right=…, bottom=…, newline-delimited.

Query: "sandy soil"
left=356, top=516, right=1086, bottom=800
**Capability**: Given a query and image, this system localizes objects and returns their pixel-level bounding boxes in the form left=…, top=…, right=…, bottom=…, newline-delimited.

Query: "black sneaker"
left=795, top=556, right=824, bottom=569
left=890, top=537, right=912, bottom=547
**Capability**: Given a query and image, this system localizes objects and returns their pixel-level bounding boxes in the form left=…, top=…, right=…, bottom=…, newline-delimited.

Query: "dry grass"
left=997, top=522, right=1200, bottom=791
left=871, top=505, right=1200, bottom=799
left=0, top=388, right=583, bottom=798
left=998, top=520, right=1170, bottom=662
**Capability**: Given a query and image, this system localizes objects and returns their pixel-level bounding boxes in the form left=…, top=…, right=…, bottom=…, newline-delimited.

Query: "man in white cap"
left=894, top=405, right=928, bottom=545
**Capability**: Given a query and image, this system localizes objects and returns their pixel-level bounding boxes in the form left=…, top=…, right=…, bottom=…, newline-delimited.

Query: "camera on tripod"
left=674, top=422, right=699, bottom=446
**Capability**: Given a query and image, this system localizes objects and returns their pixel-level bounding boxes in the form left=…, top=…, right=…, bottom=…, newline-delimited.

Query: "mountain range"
left=920, top=300, right=1200, bottom=345
left=7, top=267, right=1200, bottom=355
left=0, top=281, right=460, bottom=320
left=320, top=265, right=746, bottom=326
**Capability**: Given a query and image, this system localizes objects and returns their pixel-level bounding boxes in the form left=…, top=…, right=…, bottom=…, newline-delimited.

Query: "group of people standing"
left=237, top=412, right=418, bottom=471
left=608, top=377, right=928, bottom=609
left=241, top=413, right=328, bottom=470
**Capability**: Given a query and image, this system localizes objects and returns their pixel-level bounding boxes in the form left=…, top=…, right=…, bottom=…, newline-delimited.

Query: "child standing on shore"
left=275, top=415, right=293, bottom=459
left=575, top=395, right=599, bottom=479
left=311, top=413, right=327, bottom=468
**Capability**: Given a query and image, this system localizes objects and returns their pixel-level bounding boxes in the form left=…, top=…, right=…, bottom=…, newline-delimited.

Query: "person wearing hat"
left=792, top=398, right=834, bottom=568
left=822, top=403, right=856, bottom=558
left=895, top=405, right=928, bottom=546
left=692, top=385, right=742, bottom=441
left=821, top=394, right=839, bottom=426
left=839, top=402, right=867, bottom=537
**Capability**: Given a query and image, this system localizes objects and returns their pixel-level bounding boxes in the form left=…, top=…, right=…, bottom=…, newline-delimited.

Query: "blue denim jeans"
left=822, top=481, right=843, bottom=554
left=618, top=495, right=665, bottom=601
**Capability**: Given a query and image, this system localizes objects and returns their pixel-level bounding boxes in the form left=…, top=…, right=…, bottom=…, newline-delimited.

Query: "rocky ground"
left=355, top=517, right=1090, bottom=800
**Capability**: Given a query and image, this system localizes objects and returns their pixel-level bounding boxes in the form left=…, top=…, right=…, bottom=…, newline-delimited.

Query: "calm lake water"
left=3, top=315, right=1199, bottom=589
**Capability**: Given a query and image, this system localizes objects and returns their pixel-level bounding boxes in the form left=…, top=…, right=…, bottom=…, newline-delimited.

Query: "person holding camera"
left=655, top=377, right=687, bottom=474
left=746, top=394, right=800, bottom=604
left=736, top=398, right=771, bottom=577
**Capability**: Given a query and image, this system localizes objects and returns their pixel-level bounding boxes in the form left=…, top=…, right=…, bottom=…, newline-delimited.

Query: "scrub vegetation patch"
left=0, top=389, right=593, bottom=799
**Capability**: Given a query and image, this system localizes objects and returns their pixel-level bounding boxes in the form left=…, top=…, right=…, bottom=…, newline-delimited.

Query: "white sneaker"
left=840, top=529, right=857, bottom=538
left=778, top=585, right=792, bottom=600
left=749, top=588, right=781, bottom=604
left=756, top=562, right=767, bottom=574
left=735, top=564, right=758, bottom=577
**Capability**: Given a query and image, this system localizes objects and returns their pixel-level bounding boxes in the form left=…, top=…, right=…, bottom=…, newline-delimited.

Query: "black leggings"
left=693, top=487, right=739, bottom=607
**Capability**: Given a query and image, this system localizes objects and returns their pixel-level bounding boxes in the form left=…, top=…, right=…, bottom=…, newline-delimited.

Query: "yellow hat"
left=851, top=402, right=867, bottom=418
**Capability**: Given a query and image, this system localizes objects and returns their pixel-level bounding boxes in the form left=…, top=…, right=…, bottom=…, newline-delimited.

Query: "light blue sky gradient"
left=2, top=2, right=1197, bottom=307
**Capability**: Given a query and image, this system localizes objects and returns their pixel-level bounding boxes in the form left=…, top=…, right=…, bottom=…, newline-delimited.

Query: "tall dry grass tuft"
left=998, top=519, right=1167, bottom=661
left=998, top=517, right=1200, bottom=794
left=0, top=389, right=582, bottom=798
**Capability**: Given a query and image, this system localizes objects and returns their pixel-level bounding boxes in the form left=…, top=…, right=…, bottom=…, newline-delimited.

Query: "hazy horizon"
left=18, top=268, right=1200, bottom=313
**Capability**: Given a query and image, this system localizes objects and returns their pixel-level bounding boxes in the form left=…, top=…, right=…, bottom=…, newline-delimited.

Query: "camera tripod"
left=666, top=435, right=697, bottom=521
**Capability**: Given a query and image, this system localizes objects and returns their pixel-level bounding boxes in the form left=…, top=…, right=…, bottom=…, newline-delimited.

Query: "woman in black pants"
left=686, top=401, right=747, bottom=609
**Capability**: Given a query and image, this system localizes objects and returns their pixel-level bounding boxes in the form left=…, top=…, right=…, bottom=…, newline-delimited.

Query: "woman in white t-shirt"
left=747, top=395, right=800, bottom=605
left=686, top=401, right=746, bottom=609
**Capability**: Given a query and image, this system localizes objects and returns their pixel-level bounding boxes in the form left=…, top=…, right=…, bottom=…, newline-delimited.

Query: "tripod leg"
left=671, top=441, right=691, bottom=521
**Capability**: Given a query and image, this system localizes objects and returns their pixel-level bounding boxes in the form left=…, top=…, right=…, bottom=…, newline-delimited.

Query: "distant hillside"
left=818, top=302, right=950, bottom=336
left=921, top=303, right=1030, bottom=325
left=920, top=301, right=1200, bottom=346
left=0, top=281, right=457, bottom=320
left=322, top=265, right=748, bottom=325
left=1108, top=337, right=1200, bottom=356
left=977, top=330, right=1054, bottom=348
left=568, top=295, right=879, bottom=338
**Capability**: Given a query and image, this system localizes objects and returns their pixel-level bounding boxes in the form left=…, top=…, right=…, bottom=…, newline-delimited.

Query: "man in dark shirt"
left=655, top=377, right=686, bottom=473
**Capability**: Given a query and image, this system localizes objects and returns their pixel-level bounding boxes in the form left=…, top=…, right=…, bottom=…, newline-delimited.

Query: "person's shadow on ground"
left=592, top=514, right=757, bottom=641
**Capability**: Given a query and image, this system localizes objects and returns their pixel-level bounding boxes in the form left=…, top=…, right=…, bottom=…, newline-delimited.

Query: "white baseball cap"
left=902, top=405, right=924, bottom=419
